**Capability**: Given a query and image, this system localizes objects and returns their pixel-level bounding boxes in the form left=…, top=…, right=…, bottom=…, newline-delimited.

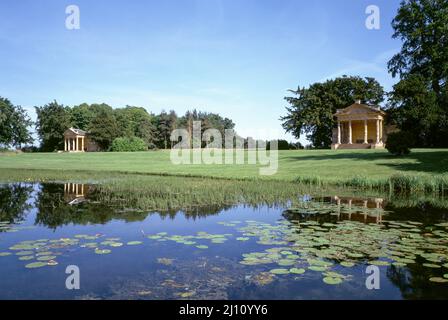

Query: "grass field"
left=1, top=149, right=448, bottom=192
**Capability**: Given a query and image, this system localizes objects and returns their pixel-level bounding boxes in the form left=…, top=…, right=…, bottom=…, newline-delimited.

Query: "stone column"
left=82, top=137, right=84, bottom=152
left=75, top=136, right=78, bottom=151
left=337, top=121, right=341, bottom=144
left=364, top=119, right=368, bottom=144
left=64, top=139, right=67, bottom=151
left=380, top=120, right=383, bottom=143
left=348, top=120, right=352, bottom=144
left=376, top=120, right=380, bottom=144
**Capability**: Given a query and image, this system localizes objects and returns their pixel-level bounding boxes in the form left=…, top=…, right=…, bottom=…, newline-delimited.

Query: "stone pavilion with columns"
left=63, top=128, right=100, bottom=152
left=331, top=100, right=393, bottom=150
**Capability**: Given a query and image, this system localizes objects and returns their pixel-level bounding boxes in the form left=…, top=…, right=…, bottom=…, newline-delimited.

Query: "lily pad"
left=127, top=241, right=143, bottom=246
left=340, top=261, right=355, bottom=268
left=18, top=255, right=34, bottom=261
left=270, top=268, right=289, bottom=275
left=94, top=249, right=111, bottom=255
left=25, top=262, right=48, bottom=269
left=0, top=252, right=12, bottom=257
left=290, top=268, right=306, bottom=274
left=429, top=277, right=448, bottom=283
left=323, top=277, right=343, bottom=285
left=36, top=255, right=57, bottom=261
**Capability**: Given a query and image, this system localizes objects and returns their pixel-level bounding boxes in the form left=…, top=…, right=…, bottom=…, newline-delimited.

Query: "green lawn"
left=1, top=149, right=447, bottom=186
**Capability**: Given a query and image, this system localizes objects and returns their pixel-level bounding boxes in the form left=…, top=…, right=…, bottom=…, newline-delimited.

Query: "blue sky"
left=0, top=0, right=401, bottom=143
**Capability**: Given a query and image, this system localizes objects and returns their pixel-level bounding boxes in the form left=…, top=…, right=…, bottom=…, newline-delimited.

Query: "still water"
left=1, top=182, right=448, bottom=300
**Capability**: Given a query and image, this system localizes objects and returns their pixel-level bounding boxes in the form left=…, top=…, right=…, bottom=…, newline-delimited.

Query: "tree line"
left=282, top=0, right=448, bottom=149
left=1, top=99, right=300, bottom=152
left=34, top=101, right=238, bottom=151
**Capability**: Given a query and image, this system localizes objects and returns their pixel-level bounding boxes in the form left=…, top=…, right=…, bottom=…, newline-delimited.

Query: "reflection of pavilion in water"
left=332, top=196, right=385, bottom=223
left=64, top=183, right=90, bottom=205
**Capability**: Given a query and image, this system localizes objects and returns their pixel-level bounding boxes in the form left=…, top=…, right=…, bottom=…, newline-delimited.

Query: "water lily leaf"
left=323, top=277, right=343, bottom=285
left=19, top=255, right=34, bottom=261
left=196, top=245, right=208, bottom=249
left=290, top=268, right=305, bottom=274
left=25, top=262, right=48, bottom=269
left=236, top=237, right=250, bottom=241
left=0, top=252, right=12, bottom=257
left=308, top=266, right=327, bottom=272
left=429, top=277, right=448, bottom=283
left=269, top=268, right=289, bottom=275
left=94, top=249, right=111, bottom=254
left=423, top=263, right=441, bottom=268
left=127, top=241, right=143, bottom=246
left=36, top=255, right=57, bottom=261
left=340, top=261, right=355, bottom=268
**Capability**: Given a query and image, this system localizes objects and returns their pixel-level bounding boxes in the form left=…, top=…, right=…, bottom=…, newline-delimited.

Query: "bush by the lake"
left=110, top=137, right=147, bottom=152
left=386, top=131, right=413, bottom=156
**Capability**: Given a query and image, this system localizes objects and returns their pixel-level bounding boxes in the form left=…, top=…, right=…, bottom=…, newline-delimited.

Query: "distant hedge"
left=110, top=137, right=147, bottom=152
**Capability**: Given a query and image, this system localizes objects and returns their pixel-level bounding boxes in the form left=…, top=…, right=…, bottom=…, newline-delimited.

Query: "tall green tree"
left=35, top=101, right=71, bottom=151
left=114, top=106, right=157, bottom=148
left=0, top=97, right=33, bottom=148
left=88, top=110, right=120, bottom=150
left=281, top=76, right=384, bottom=148
left=70, top=103, right=114, bottom=131
left=387, top=0, right=448, bottom=147
left=155, top=110, right=178, bottom=149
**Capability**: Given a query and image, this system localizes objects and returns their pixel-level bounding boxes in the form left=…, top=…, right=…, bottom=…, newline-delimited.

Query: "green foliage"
left=388, top=0, right=448, bottom=147
left=281, top=76, right=384, bottom=148
left=0, top=97, right=32, bottom=148
left=88, top=110, right=120, bottom=150
left=177, top=109, right=236, bottom=148
left=70, top=103, right=113, bottom=131
left=154, top=110, right=178, bottom=149
left=386, top=131, right=414, bottom=156
left=35, top=101, right=71, bottom=152
left=114, top=106, right=157, bottom=148
left=110, top=137, right=147, bottom=152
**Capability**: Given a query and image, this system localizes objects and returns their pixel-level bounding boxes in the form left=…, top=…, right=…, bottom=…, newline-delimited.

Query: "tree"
left=35, top=101, right=71, bottom=151
left=387, top=75, right=440, bottom=146
left=177, top=109, right=235, bottom=148
left=88, top=110, right=120, bottom=150
left=281, top=76, right=384, bottom=148
left=0, top=97, right=33, bottom=148
left=388, top=0, right=448, bottom=146
left=114, top=106, right=157, bottom=148
left=155, top=110, right=178, bottom=149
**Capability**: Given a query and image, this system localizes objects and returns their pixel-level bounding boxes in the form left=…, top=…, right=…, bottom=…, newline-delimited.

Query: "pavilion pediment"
left=335, top=103, right=384, bottom=116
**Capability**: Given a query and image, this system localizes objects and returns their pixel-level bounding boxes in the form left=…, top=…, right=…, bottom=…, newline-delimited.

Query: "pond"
left=1, top=182, right=448, bottom=300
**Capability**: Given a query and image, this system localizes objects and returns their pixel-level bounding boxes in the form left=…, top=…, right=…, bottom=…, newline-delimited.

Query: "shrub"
left=386, top=131, right=413, bottom=156
left=110, top=137, right=147, bottom=152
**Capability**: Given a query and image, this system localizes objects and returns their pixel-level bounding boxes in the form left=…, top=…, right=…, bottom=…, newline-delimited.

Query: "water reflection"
left=1, top=182, right=448, bottom=300
left=0, top=183, right=32, bottom=225
left=64, top=183, right=89, bottom=205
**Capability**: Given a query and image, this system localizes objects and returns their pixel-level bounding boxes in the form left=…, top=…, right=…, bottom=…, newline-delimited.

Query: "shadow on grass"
left=284, top=150, right=448, bottom=174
